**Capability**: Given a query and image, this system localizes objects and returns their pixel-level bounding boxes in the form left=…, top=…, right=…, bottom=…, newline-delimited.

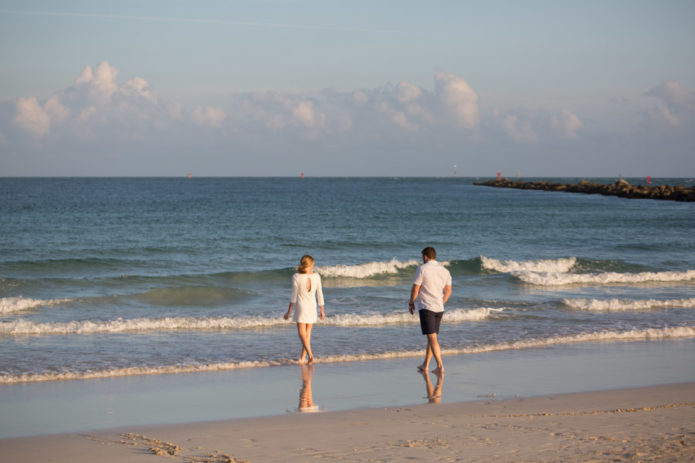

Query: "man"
left=408, top=246, right=452, bottom=374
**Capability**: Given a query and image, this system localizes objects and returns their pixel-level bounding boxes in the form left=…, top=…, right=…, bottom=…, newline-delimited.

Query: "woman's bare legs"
left=296, top=323, right=314, bottom=363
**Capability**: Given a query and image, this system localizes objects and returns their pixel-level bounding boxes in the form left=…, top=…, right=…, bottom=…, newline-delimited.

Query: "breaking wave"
left=0, top=308, right=500, bottom=336
left=563, top=297, right=695, bottom=312
left=317, top=259, right=418, bottom=278
left=481, top=256, right=577, bottom=274
left=0, top=297, right=72, bottom=314
left=2, top=325, right=692, bottom=384
left=515, top=269, right=695, bottom=286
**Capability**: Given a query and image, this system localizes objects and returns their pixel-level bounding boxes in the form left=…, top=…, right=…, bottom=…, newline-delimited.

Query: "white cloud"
left=646, top=81, right=695, bottom=111
left=502, top=114, right=538, bottom=143
left=435, top=72, right=479, bottom=129
left=122, top=77, right=156, bottom=102
left=44, top=95, right=69, bottom=121
left=292, top=101, right=325, bottom=129
left=645, top=81, right=694, bottom=129
left=12, top=97, right=51, bottom=136
left=379, top=101, right=419, bottom=132
left=396, top=81, right=422, bottom=103
left=353, top=90, right=369, bottom=105
left=551, top=108, right=583, bottom=138
left=648, top=106, right=680, bottom=127
left=9, top=62, right=691, bottom=176
left=267, top=114, right=286, bottom=130
left=192, top=105, right=227, bottom=128
left=79, top=106, right=97, bottom=122
left=75, top=61, right=119, bottom=102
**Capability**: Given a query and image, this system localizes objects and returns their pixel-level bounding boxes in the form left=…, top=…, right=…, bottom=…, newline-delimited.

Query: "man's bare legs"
left=296, top=323, right=314, bottom=364
left=417, top=345, right=432, bottom=372
left=418, top=333, right=443, bottom=373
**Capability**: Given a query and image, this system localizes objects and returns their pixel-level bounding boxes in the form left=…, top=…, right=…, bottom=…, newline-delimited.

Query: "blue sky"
left=1, top=0, right=694, bottom=176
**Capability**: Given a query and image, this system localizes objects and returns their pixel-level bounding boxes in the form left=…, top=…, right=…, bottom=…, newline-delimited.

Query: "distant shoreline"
left=474, top=178, right=695, bottom=202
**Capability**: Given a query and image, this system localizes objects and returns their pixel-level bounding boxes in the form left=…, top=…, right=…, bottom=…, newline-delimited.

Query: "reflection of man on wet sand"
left=298, top=364, right=319, bottom=412
left=421, top=371, right=444, bottom=404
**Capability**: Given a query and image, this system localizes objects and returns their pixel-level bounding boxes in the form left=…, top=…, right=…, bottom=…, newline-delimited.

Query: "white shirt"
left=290, top=273, right=324, bottom=323
left=413, top=260, right=452, bottom=313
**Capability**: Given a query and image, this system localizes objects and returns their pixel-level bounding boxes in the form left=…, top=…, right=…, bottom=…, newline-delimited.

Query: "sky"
left=1, top=0, right=694, bottom=177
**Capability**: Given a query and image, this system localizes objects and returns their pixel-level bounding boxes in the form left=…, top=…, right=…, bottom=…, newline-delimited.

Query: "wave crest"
left=0, top=308, right=500, bottom=336
left=563, top=297, right=695, bottom=311
left=317, top=258, right=418, bottom=278
left=516, top=269, right=695, bottom=286
left=0, top=297, right=72, bottom=314
left=481, top=256, right=577, bottom=274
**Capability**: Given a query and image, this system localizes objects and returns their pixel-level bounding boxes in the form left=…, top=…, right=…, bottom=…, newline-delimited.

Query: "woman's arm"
left=284, top=302, right=294, bottom=320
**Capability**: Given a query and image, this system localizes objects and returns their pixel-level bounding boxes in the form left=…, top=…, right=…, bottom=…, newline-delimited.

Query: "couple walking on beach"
left=284, top=247, right=452, bottom=373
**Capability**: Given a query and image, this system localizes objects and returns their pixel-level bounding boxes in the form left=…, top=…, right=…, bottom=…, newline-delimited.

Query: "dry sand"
left=2, top=382, right=693, bottom=462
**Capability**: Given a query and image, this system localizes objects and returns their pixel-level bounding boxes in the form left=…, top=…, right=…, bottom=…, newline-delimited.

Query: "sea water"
left=0, top=177, right=694, bottom=384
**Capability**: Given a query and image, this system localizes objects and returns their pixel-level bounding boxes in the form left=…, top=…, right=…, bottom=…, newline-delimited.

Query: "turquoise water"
left=0, top=177, right=694, bottom=383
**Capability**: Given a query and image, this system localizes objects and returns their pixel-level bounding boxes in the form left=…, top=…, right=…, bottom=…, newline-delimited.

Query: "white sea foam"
left=317, top=258, right=419, bottom=278
left=481, top=256, right=577, bottom=274
left=564, top=297, right=695, bottom=312
left=0, top=297, right=72, bottom=314
left=0, top=360, right=291, bottom=385
left=0, top=308, right=500, bottom=336
left=330, top=308, right=502, bottom=326
left=516, top=269, right=695, bottom=286
left=2, top=325, right=692, bottom=384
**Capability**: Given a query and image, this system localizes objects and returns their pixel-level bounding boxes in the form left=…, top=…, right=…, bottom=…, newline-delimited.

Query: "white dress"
left=290, top=273, right=324, bottom=323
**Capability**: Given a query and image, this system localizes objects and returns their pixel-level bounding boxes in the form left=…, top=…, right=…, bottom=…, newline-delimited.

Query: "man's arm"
left=442, top=285, right=452, bottom=305
left=409, top=284, right=420, bottom=314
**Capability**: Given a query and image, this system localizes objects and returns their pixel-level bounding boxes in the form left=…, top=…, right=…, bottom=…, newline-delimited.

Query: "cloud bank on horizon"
left=3, top=60, right=693, bottom=177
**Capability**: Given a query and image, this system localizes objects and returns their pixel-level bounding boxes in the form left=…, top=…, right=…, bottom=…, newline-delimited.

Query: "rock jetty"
left=473, top=178, right=695, bottom=202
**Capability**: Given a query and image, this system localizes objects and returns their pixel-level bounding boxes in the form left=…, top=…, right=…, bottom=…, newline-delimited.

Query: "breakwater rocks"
left=474, top=178, right=695, bottom=202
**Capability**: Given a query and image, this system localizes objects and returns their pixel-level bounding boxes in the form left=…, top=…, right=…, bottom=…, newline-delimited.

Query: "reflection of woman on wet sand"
left=298, top=364, right=319, bottom=412
left=284, top=255, right=325, bottom=364
left=421, top=371, right=444, bottom=404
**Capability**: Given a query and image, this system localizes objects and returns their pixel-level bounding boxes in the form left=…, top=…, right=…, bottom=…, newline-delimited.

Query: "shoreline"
left=1, top=339, right=694, bottom=440
left=474, top=178, right=695, bottom=201
left=2, top=382, right=693, bottom=462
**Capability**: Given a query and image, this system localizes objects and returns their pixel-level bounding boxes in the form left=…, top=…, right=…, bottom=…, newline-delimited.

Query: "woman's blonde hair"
left=296, top=255, right=315, bottom=273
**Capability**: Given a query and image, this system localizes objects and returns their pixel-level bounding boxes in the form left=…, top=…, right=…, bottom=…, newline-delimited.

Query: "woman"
left=284, top=255, right=325, bottom=364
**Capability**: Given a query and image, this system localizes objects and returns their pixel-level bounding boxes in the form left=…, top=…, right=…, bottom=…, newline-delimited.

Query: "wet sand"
left=2, top=382, right=693, bottom=462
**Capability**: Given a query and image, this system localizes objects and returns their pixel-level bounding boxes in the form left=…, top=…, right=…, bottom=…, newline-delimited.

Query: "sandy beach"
left=2, top=382, right=693, bottom=462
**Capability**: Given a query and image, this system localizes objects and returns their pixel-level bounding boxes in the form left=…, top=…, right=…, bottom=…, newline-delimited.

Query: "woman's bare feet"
left=432, top=366, right=444, bottom=375
left=417, top=363, right=428, bottom=372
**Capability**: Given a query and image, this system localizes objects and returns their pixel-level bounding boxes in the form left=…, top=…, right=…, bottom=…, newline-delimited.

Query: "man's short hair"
left=421, top=247, right=437, bottom=259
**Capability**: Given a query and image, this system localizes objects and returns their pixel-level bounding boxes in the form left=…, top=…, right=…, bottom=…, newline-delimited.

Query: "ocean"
left=1, top=177, right=694, bottom=385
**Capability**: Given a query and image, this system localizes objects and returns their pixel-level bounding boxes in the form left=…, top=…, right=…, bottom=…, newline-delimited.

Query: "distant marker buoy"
left=496, top=171, right=502, bottom=180
left=301, top=172, right=304, bottom=179
left=647, top=175, right=652, bottom=184
left=187, top=173, right=192, bottom=179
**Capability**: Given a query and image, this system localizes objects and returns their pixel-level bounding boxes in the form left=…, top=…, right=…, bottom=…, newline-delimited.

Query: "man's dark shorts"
left=418, top=309, right=443, bottom=335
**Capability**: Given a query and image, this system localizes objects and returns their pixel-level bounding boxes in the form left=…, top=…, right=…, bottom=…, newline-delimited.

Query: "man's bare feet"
left=307, top=356, right=314, bottom=365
